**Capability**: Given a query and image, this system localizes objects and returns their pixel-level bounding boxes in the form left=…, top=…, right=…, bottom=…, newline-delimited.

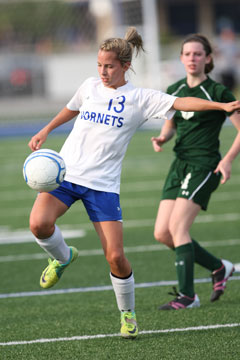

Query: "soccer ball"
left=23, top=149, right=66, bottom=192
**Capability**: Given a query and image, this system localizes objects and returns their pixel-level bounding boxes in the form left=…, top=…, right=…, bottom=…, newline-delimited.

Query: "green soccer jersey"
left=167, top=76, right=235, bottom=169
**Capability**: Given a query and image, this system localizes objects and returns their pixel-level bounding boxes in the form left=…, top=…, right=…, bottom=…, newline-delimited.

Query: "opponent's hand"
left=214, top=160, right=232, bottom=184
left=223, top=100, right=240, bottom=113
left=151, top=135, right=166, bottom=152
left=28, top=129, right=48, bottom=151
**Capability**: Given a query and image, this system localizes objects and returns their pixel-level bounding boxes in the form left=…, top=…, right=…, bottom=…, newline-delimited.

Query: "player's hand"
left=151, top=135, right=166, bottom=152
left=223, top=100, right=240, bottom=113
left=214, top=160, right=232, bottom=184
left=28, top=129, right=48, bottom=151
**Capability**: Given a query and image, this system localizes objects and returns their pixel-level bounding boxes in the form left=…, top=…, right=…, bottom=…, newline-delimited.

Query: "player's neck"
left=186, top=74, right=207, bottom=88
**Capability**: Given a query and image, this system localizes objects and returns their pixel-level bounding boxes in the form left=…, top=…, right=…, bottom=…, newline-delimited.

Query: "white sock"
left=110, top=272, right=135, bottom=312
left=35, top=225, right=70, bottom=263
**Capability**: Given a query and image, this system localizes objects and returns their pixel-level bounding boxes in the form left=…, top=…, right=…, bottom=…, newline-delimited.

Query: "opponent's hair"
left=181, top=34, right=214, bottom=74
left=99, top=27, right=144, bottom=68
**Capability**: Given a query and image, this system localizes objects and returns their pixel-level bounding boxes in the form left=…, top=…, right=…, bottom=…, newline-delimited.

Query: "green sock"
left=175, top=243, right=195, bottom=298
left=192, top=239, right=222, bottom=271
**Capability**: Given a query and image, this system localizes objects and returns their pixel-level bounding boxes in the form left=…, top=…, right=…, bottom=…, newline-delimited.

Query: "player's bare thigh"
left=154, top=199, right=175, bottom=247
left=30, top=192, right=69, bottom=238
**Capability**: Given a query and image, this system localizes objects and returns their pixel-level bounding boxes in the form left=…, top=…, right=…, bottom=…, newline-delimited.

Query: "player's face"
left=180, top=42, right=211, bottom=76
left=97, top=50, right=130, bottom=89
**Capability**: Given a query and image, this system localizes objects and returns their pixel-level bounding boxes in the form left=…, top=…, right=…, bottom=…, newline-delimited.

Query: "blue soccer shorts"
left=49, top=181, right=122, bottom=222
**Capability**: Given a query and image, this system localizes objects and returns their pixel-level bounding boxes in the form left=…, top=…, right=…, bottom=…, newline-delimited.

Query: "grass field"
left=0, top=127, right=240, bottom=359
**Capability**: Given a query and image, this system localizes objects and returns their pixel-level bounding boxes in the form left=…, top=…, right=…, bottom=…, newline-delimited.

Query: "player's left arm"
left=229, top=110, right=240, bottom=130
left=215, top=110, right=240, bottom=184
left=173, top=97, right=240, bottom=113
left=215, top=129, right=240, bottom=184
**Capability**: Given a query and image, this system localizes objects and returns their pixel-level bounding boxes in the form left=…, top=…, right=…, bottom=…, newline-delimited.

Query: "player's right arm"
left=151, top=118, right=176, bottom=152
left=28, top=107, right=79, bottom=151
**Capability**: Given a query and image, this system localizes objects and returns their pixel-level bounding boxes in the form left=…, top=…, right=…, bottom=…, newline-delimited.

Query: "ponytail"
left=99, top=27, right=144, bottom=67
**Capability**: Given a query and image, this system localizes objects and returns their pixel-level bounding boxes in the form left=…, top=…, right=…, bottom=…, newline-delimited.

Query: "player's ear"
left=206, top=54, right=212, bottom=64
left=123, top=62, right=131, bottom=72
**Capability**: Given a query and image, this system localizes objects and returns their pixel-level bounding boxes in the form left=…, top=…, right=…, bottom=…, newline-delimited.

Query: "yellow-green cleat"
left=40, top=246, right=79, bottom=289
left=120, top=311, right=138, bottom=339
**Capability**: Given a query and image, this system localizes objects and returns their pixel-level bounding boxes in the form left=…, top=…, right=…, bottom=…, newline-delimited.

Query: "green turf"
left=0, top=127, right=240, bottom=359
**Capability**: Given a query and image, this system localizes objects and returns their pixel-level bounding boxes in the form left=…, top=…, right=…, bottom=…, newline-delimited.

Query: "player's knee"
left=154, top=228, right=168, bottom=243
left=154, top=228, right=174, bottom=248
left=106, top=251, right=124, bottom=268
left=29, top=217, right=53, bottom=239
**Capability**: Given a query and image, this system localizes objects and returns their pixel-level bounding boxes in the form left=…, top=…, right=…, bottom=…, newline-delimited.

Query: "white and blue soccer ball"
left=23, top=149, right=66, bottom=192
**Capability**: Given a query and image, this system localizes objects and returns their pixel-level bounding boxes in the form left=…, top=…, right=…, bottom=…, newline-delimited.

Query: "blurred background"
left=0, top=0, right=240, bottom=135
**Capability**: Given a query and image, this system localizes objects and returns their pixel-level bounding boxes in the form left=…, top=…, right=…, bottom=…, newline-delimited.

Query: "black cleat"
left=158, top=287, right=200, bottom=310
left=211, top=259, right=235, bottom=302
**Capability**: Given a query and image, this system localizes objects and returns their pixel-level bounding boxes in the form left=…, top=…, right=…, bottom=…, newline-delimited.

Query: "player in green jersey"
left=151, top=34, right=240, bottom=310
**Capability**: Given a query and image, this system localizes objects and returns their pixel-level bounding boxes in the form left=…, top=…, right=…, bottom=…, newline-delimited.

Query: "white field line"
left=1, top=275, right=240, bottom=300
left=1, top=239, right=240, bottom=263
left=0, top=323, right=240, bottom=346
left=0, top=229, right=86, bottom=245
left=1, top=212, right=240, bottom=245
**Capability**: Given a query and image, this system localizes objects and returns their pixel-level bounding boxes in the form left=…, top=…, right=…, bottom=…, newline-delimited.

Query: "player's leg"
left=191, top=238, right=235, bottom=301
left=154, top=199, right=225, bottom=276
left=30, top=191, right=78, bottom=288
left=83, top=189, right=137, bottom=338
left=154, top=158, right=182, bottom=248
left=170, top=198, right=200, bottom=294
left=94, top=220, right=138, bottom=339
left=94, top=221, right=131, bottom=275
left=154, top=199, right=176, bottom=248
left=30, top=192, right=70, bottom=260
left=159, top=198, right=201, bottom=310
left=185, top=169, right=235, bottom=302
left=30, top=192, right=68, bottom=237
left=154, top=199, right=226, bottom=276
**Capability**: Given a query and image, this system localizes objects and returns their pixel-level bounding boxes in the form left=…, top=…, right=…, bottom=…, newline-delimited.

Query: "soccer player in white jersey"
left=28, top=27, right=240, bottom=338
left=151, top=34, right=240, bottom=310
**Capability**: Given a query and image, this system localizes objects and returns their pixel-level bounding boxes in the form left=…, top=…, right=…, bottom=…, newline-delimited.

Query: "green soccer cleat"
left=120, top=311, right=138, bottom=339
left=40, top=246, right=79, bottom=289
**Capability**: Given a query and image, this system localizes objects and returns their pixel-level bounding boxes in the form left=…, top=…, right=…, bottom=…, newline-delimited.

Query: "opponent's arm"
left=151, top=118, right=176, bottom=152
left=215, top=130, right=240, bottom=184
left=28, top=107, right=79, bottom=151
left=229, top=110, right=240, bottom=131
left=173, top=97, right=240, bottom=113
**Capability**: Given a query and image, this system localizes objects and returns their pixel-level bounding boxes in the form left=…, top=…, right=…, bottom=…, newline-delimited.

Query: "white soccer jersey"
left=60, top=77, right=177, bottom=194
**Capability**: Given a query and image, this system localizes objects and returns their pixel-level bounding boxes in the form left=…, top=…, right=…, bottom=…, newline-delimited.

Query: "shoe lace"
left=122, top=313, right=137, bottom=332
left=47, top=258, right=61, bottom=270
left=168, top=286, right=180, bottom=298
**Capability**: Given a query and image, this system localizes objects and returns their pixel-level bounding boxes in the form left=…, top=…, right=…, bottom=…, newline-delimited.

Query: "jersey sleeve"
left=66, top=77, right=94, bottom=111
left=220, top=87, right=236, bottom=116
left=141, top=89, right=177, bottom=121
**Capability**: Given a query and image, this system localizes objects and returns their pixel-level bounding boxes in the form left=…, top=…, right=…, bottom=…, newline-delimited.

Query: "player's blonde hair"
left=181, top=34, right=214, bottom=74
left=99, top=27, right=144, bottom=67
